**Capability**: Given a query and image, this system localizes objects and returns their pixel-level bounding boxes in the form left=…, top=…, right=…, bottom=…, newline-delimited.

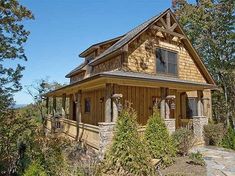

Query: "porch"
left=44, top=73, right=214, bottom=153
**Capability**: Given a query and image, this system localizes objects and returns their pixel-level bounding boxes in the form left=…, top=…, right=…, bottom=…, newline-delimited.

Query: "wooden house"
left=45, top=9, right=216, bottom=153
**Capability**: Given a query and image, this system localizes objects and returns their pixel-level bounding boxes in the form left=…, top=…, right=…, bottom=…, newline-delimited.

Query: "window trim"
left=155, top=47, right=179, bottom=77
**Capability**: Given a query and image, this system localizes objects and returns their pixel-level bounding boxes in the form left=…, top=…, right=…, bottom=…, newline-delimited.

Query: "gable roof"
left=67, top=8, right=215, bottom=85
left=89, top=9, right=169, bottom=65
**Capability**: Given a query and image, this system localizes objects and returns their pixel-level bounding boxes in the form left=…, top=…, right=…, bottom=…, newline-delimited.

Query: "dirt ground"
left=161, top=156, right=206, bottom=176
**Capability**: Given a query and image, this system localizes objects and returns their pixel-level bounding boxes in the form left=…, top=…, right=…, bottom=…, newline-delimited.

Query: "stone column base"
left=193, top=116, right=208, bottom=145
left=164, top=119, right=176, bottom=135
left=98, top=122, right=116, bottom=159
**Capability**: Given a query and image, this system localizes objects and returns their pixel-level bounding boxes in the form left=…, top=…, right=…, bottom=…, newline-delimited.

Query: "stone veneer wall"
left=164, top=119, right=176, bottom=135
left=92, top=55, right=122, bottom=74
left=126, top=29, right=206, bottom=83
left=193, top=116, right=208, bottom=144
left=98, top=122, right=115, bottom=159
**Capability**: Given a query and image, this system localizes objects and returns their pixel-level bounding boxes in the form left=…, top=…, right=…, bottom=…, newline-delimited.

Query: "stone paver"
left=192, top=146, right=235, bottom=176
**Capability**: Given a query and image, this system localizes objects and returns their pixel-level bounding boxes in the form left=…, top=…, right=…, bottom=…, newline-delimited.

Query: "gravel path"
left=192, top=146, right=235, bottom=176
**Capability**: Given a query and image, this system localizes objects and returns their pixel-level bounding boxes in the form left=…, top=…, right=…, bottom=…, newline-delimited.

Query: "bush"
left=203, top=123, right=225, bottom=146
left=189, top=151, right=205, bottom=166
left=23, top=161, right=47, bottom=176
left=172, top=128, right=194, bottom=156
left=144, top=111, right=176, bottom=166
left=102, top=107, right=155, bottom=175
left=221, top=124, right=235, bottom=150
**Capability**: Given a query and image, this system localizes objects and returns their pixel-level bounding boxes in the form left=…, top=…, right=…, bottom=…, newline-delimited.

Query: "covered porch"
left=44, top=71, right=214, bottom=152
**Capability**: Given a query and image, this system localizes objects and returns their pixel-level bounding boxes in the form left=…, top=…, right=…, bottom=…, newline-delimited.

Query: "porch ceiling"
left=44, top=70, right=217, bottom=97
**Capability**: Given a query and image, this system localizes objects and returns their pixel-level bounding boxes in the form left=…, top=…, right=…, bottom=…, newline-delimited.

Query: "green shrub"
left=172, top=128, right=194, bottom=156
left=23, top=161, right=47, bottom=176
left=102, top=107, right=155, bottom=175
left=221, top=124, right=235, bottom=150
left=203, top=123, right=225, bottom=146
left=144, top=111, right=176, bottom=166
left=189, top=151, right=205, bottom=166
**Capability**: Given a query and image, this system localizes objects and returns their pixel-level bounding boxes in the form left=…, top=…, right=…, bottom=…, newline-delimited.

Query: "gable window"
left=156, top=48, right=177, bottom=75
left=84, top=98, right=91, bottom=113
left=186, top=97, right=198, bottom=118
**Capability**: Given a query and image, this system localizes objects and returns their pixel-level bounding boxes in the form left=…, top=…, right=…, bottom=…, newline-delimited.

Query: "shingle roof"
left=89, top=9, right=169, bottom=65
left=65, top=62, right=86, bottom=78
left=100, top=70, right=216, bottom=88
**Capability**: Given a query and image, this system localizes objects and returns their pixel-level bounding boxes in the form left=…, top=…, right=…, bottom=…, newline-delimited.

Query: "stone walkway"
left=192, top=146, right=235, bottom=176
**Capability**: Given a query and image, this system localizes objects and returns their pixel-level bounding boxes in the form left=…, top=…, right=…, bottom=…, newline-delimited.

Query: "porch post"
left=46, top=97, right=49, bottom=115
left=76, top=91, right=82, bottom=123
left=197, top=90, right=203, bottom=116
left=105, top=83, right=113, bottom=122
left=53, top=96, right=56, bottom=116
left=62, top=93, right=66, bottom=118
left=160, top=87, right=168, bottom=119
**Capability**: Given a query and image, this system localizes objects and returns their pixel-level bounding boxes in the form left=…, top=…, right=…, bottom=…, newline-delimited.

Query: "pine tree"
left=103, top=107, right=155, bottom=176
left=144, top=110, right=176, bottom=166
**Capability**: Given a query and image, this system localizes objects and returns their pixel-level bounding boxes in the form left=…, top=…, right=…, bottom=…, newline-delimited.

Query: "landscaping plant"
left=144, top=110, right=176, bottom=166
left=189, top=151, right=205, bottom=166
left=203, top=123, right=225, bottom=146
left=102, top=106, right=155, bottom=175
left=172, top=128, right=194, bottom=156
left=221, top=124, right=235, bottom=150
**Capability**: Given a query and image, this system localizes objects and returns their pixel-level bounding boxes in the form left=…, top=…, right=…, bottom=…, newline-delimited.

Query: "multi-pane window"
left=84, top=98, right=91, bottom=113
left=156, top=48, right=177, bottom=75
left=186, top=97, right=198, bottom=118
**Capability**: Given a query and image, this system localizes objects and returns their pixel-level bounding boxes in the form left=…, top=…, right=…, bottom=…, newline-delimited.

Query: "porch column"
left=53, top=96, right=56, bottom=116
left=46, top=97, right=49, bottom=115
left=197, top=90, right=203, bottom=116
left=105, top=83, right=113, bottom=122
left=62, top=93, right=66, bottom=118
left=112, top=93, right=123, bottom=122
left=76, top=91, right=82, bottom=123
left=160, top=87, right=168, bottom=119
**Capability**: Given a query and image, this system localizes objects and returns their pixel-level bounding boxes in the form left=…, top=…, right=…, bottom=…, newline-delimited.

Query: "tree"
left=172, top=0, right=235, bottom=124
left=102, top=106, right=155, bottom=175
left=0, top=0, right=34, bottom=109
left=144, top=111, right=176, bottom=166
left=26, top=79, right=65, bottom=125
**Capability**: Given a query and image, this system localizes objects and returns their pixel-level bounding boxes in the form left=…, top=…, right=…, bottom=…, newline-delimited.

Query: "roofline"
left=79, top=35, right=124, bottom=58
left=65, top=68, right=85, bottom=78
left=89, top=8, right=171, bottom=66
left=44, top=71, right=217, bottom=97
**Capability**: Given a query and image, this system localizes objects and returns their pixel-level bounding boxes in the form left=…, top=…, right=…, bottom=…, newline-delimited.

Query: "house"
left=44, top=9, right=216, bottom=154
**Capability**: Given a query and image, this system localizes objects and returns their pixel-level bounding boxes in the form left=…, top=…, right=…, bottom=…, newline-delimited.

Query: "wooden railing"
left=180, top=119, right=193, bottom=130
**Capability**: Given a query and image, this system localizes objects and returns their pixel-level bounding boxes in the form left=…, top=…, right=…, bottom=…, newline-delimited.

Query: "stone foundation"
left=164, top=119, right=176, bottom=135
left=98, top=122, right=115, bottom=159
left=193, top=116, right=208, bottom=144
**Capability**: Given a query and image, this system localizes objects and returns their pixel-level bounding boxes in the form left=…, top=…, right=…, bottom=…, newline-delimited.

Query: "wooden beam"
left=152, top=25, right=185, bottom=39
left=169, top=23, right=177, bottom=31
left=166, top=12, right=171, bottom=29
left=160, top=17, right=167, bottom=29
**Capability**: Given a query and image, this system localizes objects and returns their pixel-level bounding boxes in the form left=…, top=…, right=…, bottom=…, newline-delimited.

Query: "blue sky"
left=14, top=0, right=176, bottom=104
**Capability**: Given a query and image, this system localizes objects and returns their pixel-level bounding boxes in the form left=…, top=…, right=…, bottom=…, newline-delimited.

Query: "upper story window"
left=156, top=48, right=178, bottom=75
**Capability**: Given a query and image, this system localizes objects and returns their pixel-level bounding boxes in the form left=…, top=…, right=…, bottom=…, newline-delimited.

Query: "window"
left=156, top=48, right=177, bottom=75
left=186, top=97, right=198, bottom=118
left=84, top=98, right=91, bottom=113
